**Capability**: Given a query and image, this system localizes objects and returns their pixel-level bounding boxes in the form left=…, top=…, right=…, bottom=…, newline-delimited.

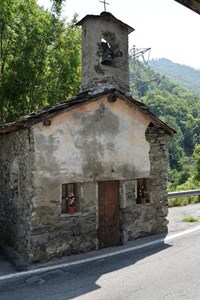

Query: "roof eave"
left=174, top=0, right=200, bottom=14
left=76, top=12, right=134, bottom=34
left=0, top=89, right=176, bottom=136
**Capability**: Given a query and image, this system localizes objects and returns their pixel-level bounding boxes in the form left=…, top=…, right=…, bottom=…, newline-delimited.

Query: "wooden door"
left=98, top=180, right=120, bottom=248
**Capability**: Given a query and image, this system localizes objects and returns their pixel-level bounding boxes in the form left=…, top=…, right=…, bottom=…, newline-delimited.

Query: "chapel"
left=0, top=10, right=175, bottom=262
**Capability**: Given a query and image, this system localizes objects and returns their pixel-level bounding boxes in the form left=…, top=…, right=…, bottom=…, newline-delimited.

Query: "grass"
left=168, top=195, right=200, bottom=207
left=182, top=216, right=199, bottom=222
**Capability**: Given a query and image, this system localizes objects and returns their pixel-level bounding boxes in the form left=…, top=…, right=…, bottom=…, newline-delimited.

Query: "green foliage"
left=130, top=58, right=200, bottom=188
left=168, top=197, right=187, bottom=207
left=0, top=0, right=81, bottom=123
left=129, top=56, right=200, bottom=190
left=51, top=0, right=67, bottom=16
left=168, top=196, right=200, bottom=207
left=149, top=58, right=200, bottom=95
left=193, top=144, right=200, bottom=182
left=168, top=145, right=200, bottom=206
left=182, top=216, right=199, bottom=222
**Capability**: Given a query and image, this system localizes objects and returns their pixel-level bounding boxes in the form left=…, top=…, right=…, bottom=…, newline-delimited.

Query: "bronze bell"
left=101, top=42, right=113, bottom=66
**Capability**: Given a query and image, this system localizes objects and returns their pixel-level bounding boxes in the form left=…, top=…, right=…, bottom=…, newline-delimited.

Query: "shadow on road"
left=0, top=234, right=171, bottom=300
left=63, top=238, right=171, bottom=299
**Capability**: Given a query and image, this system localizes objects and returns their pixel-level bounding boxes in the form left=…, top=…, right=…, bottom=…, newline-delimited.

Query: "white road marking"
left=1, top=225, right=200, bottom=282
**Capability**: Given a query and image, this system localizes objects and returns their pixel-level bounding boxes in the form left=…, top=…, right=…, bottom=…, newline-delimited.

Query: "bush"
left=168, top=195, right=200, bottom=207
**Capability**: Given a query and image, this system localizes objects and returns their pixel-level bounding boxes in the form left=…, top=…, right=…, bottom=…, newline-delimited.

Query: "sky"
left=37, top=0, right=200, bottom=69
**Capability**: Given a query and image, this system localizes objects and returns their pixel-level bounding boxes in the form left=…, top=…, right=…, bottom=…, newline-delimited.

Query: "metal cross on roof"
left=100, top=0, right=110, bottom=11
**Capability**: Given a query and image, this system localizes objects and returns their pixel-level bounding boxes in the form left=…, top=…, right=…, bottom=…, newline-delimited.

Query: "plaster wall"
left=32, top=96, right=150, bottom=182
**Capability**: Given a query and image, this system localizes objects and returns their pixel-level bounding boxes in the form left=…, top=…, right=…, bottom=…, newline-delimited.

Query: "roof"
left=0, top=89, right=176, bottom=136
left=76, top=12, right=134, bottom=34
left=174, top=0, right=200, bottom=14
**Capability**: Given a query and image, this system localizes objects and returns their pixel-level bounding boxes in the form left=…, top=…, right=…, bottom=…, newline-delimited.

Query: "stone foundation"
left=29, top=212, right=97, bottom=262
left=120, top=205, right=168, bottom=244
left=28, top=181, right=98, bottom=262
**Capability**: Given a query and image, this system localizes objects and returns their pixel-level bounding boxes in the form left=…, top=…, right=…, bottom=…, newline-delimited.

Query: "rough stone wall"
left=0, top=102, right=169, bottom=262
left=146, top=127, right=169, bottom=209
left=120, top=126, right=169, bottom=243
left=30, top=181, right=97, bottom=262
left=0, top=129, right=35, bottom=257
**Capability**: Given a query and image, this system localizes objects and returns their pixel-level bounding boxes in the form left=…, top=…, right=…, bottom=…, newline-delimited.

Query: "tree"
left=51, top=0, right=67, bottom=16
left=193, top=144, right=200, bottom=182
left=0, top=0, right=81, bottom=123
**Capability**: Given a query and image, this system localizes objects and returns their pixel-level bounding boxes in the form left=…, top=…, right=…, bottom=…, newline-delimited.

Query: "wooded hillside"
left=149, top=58, right=200, bottom=95
left=129, top=57, right=200, bottom=190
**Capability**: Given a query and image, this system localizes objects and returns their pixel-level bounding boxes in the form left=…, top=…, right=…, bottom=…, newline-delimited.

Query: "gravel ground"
left=168, top=203, right=200, bottom=234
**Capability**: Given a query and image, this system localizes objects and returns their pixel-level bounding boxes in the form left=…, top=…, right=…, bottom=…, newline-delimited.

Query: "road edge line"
left=1, top=225, right=200, bottom=282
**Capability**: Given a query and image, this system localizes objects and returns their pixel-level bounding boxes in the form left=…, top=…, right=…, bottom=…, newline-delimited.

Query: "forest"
left=149, top=58, right=200, bottom=96
left=0, top=0, right=199, bottom=195
left=129, top=56, right=200, bottom=196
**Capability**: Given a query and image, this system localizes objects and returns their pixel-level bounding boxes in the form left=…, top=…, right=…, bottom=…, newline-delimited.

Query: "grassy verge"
left=182, top=216, right=199, bottom=222
left=168, top=195, right=200, bottom=207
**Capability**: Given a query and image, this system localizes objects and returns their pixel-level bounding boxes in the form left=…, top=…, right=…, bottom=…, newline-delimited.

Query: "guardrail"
left=168, top=189, right=200, bottom=199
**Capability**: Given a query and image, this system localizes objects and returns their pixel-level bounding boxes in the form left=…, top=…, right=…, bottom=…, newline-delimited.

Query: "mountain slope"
left=129, top=58, right=200, bottom=188
left=149, top=58, right=200, bottom=95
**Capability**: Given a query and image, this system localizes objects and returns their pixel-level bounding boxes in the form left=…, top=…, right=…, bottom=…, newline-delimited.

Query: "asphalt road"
left=1, top=225, right=200, bottom=299
left=1, top=204, right=200, bottom=299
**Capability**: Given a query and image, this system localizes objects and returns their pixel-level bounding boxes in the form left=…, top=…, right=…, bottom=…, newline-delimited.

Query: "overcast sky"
left=37, top=0, right=200, bottom=69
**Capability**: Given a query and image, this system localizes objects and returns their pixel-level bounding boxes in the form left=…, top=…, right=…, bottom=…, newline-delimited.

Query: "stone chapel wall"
left=120, top=126, right=169, bottom=243
left=0, top=129, right=35, bottom=257
left=28, top=97, right=151, bottom=261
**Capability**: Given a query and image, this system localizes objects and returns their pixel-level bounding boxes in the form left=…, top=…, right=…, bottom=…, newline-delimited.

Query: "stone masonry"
left=0, top=107, right=170, bottom=263
left=0, top=129, right=35, bottom=257
left=0, top=96, right=171, bottom=263
left=29, top=182, right=98, bottom=262
left=120, top=126, right=169, bottom=244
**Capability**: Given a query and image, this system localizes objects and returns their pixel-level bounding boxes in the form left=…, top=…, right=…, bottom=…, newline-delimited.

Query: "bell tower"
left=76, top=12, right=134, bottom=93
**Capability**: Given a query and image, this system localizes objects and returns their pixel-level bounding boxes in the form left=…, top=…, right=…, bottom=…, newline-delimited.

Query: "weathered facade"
left=0, top=12, right=175, bottom=262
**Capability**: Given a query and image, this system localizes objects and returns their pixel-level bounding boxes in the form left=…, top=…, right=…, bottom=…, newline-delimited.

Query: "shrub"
left=168, top=195, right=200, bottom=207
left=182, top=216, right=199, bottom=222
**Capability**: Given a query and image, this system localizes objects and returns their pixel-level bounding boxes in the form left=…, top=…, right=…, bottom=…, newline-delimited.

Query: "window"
left=61, top=183, right=80, bottom=214
left=136, top=178, right=149, bottom=204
